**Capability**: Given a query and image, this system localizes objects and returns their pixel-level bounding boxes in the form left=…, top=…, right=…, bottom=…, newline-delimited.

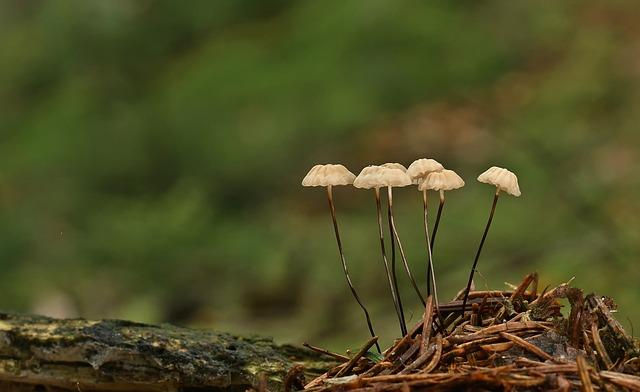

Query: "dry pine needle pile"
left=296, top=273, right=640, bottom=392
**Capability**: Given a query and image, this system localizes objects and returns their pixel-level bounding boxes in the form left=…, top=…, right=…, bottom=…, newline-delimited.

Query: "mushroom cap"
left=302, top=164, right=356, bottom=187
left=477, top=166, right=521, bottom=197
left=377, top=167, right=412, bottom=188
left=381, top=162, right=408, bottom=172
left=407, top=159, right=444, bottom=184
left=418, top=169, right=465, bottom=191
left=354, top=165, right=386, bottom=189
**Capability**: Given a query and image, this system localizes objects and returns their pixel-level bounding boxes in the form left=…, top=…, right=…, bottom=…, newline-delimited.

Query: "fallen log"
left=0, top=312, right=337, bottom=391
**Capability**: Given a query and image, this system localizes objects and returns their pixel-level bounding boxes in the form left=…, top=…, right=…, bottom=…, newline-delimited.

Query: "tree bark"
left=0, top=312, right=336, bottom=391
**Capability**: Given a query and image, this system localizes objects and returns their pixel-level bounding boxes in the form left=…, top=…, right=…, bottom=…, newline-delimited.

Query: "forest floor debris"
left=299, top=273, right=640, bottom=391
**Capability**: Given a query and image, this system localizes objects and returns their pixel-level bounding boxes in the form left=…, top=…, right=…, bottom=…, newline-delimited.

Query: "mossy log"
left=0, top=312, right=337, bottom=391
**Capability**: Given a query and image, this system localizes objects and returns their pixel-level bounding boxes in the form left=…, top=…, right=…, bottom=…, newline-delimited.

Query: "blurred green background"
left=1, top=1, right=639, bottom=351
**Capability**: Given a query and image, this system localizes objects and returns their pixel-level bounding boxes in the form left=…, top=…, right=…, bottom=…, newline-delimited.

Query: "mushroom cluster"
left=302, top=161, right=520, bottom=342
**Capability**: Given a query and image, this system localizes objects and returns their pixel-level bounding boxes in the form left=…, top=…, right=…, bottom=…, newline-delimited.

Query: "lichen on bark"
left=0, top=313, right=336, bottom=391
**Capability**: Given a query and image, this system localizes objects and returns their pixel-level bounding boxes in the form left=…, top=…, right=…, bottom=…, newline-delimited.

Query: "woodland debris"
left=304, top=274, right=640, bottom=392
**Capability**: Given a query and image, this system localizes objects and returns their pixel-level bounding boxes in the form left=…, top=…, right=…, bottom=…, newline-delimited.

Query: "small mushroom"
left=417, top=169, right=464, bottom=303
left=406, top=159, right=444, bottom=298
left=407, top=159, right=444, bottom=184
left=354, top=165, right=407, bottom=335
left=302, top=164, right=381, bottom=352
left=377, top=166, right=426, bottom=308
left=461, top=166, right=521, bottom=314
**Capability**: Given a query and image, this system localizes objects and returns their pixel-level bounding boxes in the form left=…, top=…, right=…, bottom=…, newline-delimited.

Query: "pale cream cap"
left=418, top=169, right=465, bottom=191
left=381, top=162, right=408, bottom=172
left=407, top=159, right=444, bottom=184
left=302, top=164, right=356, bottom=187
left=477, top=166, right=521, bottom=196
left=354, top=165, right=386, bottom=189
left=377, top=167, right=412, bottom=188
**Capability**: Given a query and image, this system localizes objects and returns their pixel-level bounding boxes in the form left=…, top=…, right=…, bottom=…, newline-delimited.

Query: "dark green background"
left=1, top=1, right=638, bottom=350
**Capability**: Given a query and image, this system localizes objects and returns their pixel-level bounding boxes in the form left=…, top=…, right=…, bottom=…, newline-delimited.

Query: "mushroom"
left=406, top=159, right=444, bottom=297
left=302, top=164, right=381, bottom=352
left=354, top=166, right=407, bottom=335
left=418, top=169, right=464, bottom=303
left=461, top=166, right=521, bottom=314
left=378, top=165, right=426, bottom=308
left=407, top=159, right=444, bottom=185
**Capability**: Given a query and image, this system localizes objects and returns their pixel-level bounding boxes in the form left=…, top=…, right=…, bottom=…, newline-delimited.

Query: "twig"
left=421, top=335, right=443, bottom=374
left=303, top=343, right=350, bottom=362
left=577, top=354, right=595, bottom=392
left=499, top=332, right=555, bottom=362
left=599, top=370, right=640, bottom=391
left=586, top=294, right=634, bottom=352
left=509, top=273, right=538, bottom=302
left=420, top=296, right=434, bottom=355
left=480, top=341, right=514, bottom=353
left=448, top=321, right=550, bottom=344
left=336, top=336, right=379, bottom=377
left=591, top=321, right=614, bottom=370
left=399, top=343, right=437, bottom=374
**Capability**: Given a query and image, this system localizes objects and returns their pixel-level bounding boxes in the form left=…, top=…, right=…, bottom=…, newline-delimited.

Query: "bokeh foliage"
left=1, top=1, right=639, bottom=350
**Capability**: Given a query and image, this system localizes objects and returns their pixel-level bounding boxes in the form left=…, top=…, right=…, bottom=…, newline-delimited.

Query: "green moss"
left=0, top=312, right=336, bottom=390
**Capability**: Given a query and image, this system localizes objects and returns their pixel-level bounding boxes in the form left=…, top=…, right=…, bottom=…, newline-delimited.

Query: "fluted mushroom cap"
left=381, top=162, right=408, bottom=172
left=419, top=169, right=465, bottom=191
left=407, top=159, right=444, bottom=184
left=477, top=166, right=521, bottom=197
left=377, top=167, right=412, bottom=188
left=354, top=165, right=386, bottom=189
left=302, top=164, right=356, bottom=187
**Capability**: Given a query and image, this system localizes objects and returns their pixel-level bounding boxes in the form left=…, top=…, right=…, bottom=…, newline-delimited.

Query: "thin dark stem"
left=461, top=190, right=500, bottom=315
left=430, top=191, right=446, bottom=250
left=327, top=186, right=381, bottom=353
left=387, top=188, right=407, bottom=336
left=375, top=188, right=406, bottom=336
left=388, top=187, right=426, bottom=307
left=422, top=190, right=442, bottom=329
left=427, top=191, right=445, bottom=296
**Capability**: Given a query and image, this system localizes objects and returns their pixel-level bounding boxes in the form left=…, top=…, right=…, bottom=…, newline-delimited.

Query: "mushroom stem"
left=388, top=186, right=426, bottom=307
left=422, top=190, right=443, bottom=329
left=430, top=190, right=446, bottom=250
left=326, top=186, right=381, bottom=353
left=461, top=189, right=500, bottom=314
left=426, top=190, right=445, bottom=295
left=386, top=189, right=407, bottom=336
left=375, top=188, right=407, bottom=336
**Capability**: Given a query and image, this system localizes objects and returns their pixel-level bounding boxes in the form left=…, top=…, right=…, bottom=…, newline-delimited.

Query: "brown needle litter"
left=304, top=274, right=640, bottom=392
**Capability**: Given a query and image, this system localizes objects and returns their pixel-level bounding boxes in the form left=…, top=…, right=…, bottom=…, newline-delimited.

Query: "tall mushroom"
left=354, top=165, right=407, bottom=335
left=377, top=166, right=425, bottom=307
left=302, top=164, right=381, bottom=352
left=418, top=169, right=465, bottom=303
left=461, top=166, right=521, bottom=314
left=407, top=159, right=444, bottom=297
